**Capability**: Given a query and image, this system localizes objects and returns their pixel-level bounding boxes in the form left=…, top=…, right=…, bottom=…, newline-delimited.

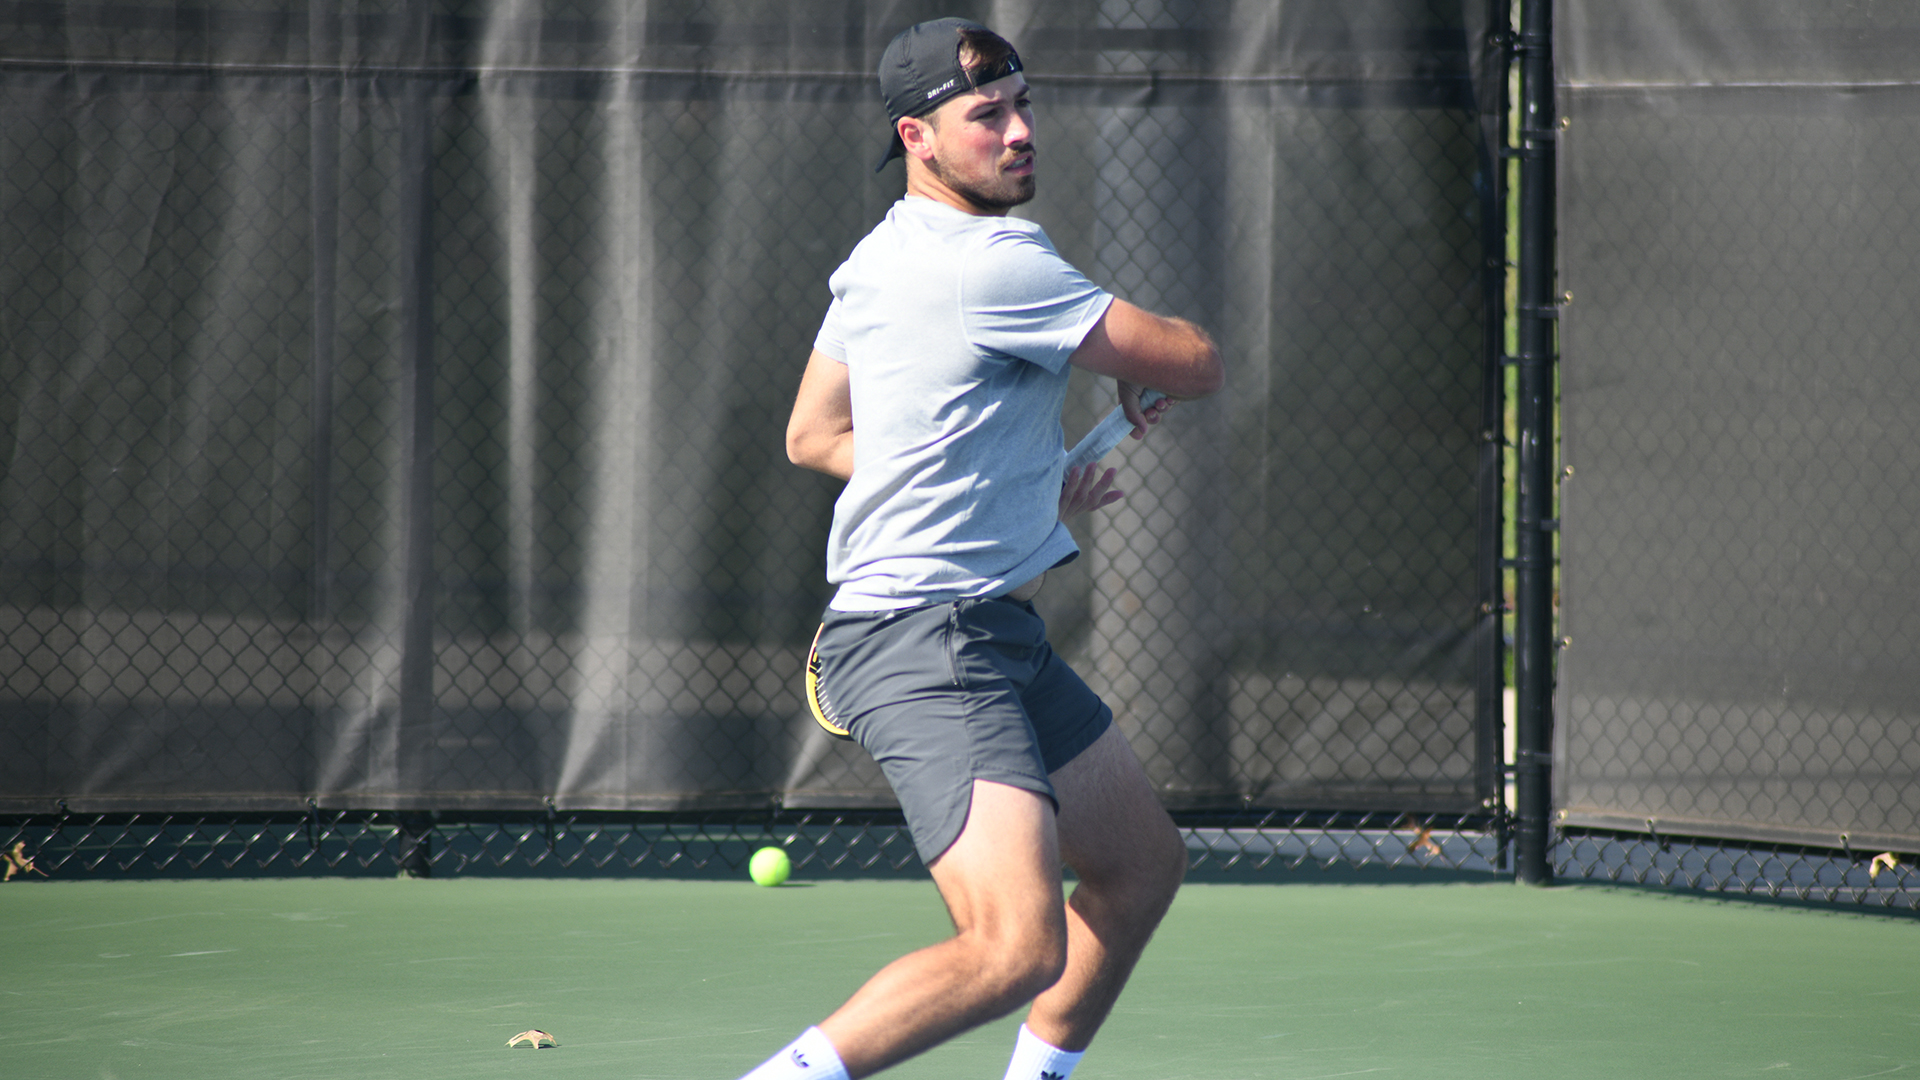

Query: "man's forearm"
left=787, top=348, right=857, bottom=479
left=1068, top=300, right=1223, bottom=401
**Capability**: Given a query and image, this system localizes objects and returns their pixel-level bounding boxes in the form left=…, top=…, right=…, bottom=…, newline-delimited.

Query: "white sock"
left=1001, top=1024, right=1085, bottom=1080
left=738, top=1027, right=850, bottom=1080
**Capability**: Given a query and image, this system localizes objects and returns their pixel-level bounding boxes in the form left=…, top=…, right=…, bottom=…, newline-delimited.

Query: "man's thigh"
left=1050, top=725, right=1184, bottom=882
left=927, top=778, right=1065, bottom=935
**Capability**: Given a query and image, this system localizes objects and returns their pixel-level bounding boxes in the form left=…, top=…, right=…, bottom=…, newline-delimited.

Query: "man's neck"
left=905, top=167, right=1007, bottom=217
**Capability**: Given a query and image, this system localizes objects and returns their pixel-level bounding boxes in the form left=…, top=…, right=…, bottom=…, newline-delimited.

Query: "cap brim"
left=874, top=131, right=905, bottom=172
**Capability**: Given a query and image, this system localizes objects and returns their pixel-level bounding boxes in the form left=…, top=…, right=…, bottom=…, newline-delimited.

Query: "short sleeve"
left=961, top=227, right=1113, bottom=373
left=813, top=296, right=849, bottom=363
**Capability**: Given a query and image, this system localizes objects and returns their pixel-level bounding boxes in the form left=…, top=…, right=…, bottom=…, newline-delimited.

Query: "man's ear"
left=898, top=115, right=937, bottom=162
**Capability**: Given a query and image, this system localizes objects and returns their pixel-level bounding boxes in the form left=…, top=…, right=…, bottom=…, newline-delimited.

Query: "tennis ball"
left=749, top=846, right=791, bottom=887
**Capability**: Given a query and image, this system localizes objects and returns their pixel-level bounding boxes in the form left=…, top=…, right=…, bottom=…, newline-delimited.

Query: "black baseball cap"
left=873, top=17, right=1024, bottom=172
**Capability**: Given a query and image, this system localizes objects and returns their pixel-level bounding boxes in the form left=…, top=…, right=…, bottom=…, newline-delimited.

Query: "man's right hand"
left=1116, top=380, right=1176, bottom=440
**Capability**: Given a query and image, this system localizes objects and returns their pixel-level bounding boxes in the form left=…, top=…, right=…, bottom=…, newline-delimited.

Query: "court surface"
left=7, top=875, right=1915, bottom=1080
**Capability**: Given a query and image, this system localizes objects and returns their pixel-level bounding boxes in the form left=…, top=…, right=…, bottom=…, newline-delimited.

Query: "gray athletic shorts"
left=808, top=596, right=1112, bottom=864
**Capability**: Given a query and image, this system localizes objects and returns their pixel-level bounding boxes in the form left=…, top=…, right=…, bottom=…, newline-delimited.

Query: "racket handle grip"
left=1062, top=390, right=1168, bottom=474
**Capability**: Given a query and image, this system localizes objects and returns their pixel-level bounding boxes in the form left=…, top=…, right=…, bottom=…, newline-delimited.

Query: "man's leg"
left=815, top=778, right=1069, bottom=1078
left=1020, top=723, right=1187, bottom=1053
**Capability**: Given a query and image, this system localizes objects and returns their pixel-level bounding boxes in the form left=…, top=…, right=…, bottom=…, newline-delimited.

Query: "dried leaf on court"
left=1408, top=826, right=1441, bottom=858
left=507, top=1029, right=558, bottom=1049
left=3, top=842, right=46, bottom=881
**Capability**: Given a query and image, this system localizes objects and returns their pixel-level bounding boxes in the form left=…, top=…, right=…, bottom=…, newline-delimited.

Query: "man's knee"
left=1006, top=939, right=1069, bottom=1004
left=1071, top=812, right=1185, bottom=937
left=974, top=906, right=1069, bottom=1003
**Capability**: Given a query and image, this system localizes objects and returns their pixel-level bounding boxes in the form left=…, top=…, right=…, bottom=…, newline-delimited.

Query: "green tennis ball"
left=749, top=846, right=791, bottom=887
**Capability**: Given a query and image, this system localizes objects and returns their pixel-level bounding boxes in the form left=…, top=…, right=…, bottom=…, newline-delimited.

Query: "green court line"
left=5, top=877, right=1915, bottom=1080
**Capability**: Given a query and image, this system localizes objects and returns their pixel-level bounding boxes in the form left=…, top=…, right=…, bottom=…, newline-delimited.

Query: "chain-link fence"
left=1552, top=0, right=1920, bottom=911
left=7, top=0, right=1918, bottom=914
left=2, top=0, right=1504, bottom=860
left=7, top=1, right=1915, bottom=912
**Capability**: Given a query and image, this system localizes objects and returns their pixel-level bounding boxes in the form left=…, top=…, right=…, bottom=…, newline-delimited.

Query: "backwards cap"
left=873, top=17, right=1024, bottom=172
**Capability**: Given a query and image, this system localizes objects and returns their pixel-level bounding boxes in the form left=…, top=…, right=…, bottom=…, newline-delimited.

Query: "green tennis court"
left=10, top=876, right=1915, bottom=1080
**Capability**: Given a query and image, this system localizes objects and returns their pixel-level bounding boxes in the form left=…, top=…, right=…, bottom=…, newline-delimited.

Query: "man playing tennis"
left=746, top=18, right=1223, bottom=1080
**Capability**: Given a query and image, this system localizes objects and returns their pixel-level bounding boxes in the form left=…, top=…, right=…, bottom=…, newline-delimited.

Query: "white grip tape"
left=1062, top=390, right=1167, bottom=474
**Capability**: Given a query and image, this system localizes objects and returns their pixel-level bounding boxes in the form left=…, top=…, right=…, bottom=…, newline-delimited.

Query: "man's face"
left=915, top=73, right=1035, bottom=213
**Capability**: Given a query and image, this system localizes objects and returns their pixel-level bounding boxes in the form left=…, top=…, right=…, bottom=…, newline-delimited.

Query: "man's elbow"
left=787, top=426, right=851, bottom=478
left=785, top=428, right=816, bottom=469
left=1171, top=336, right=1225, bottom=400
left=1193, top=343, right=1226, bottom=398
left=1145, top=315, right=1222, bottom=399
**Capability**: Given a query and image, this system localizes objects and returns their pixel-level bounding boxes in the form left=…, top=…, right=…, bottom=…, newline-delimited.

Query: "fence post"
left=1475, top=0, right=1515, bottom=852
left=1512, top=0, right=1558, bottom=885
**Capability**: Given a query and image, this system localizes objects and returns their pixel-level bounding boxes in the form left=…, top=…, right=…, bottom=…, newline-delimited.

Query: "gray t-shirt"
left=814, top=197, right=1115, bottom=612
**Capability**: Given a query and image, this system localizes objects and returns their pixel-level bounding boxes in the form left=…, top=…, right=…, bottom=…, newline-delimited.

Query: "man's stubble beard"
left=927, top=147, right=1036, bottom=212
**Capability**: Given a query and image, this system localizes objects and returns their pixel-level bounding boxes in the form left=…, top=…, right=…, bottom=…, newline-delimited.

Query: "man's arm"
left=786, top=349, right=855, bottom=480
left=1069, top=299, right=1224, bottom=434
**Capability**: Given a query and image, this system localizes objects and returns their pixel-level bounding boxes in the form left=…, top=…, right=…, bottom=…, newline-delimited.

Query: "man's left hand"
left=1059, top=463, right=1123, bottom=520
